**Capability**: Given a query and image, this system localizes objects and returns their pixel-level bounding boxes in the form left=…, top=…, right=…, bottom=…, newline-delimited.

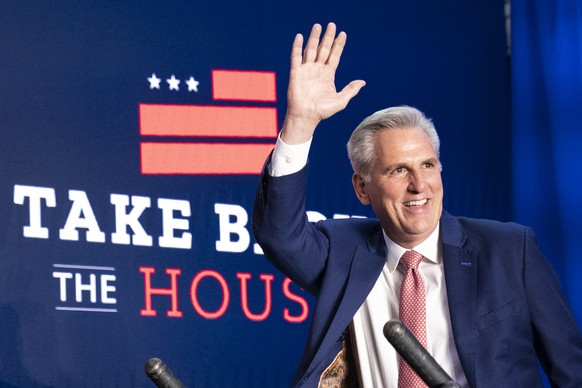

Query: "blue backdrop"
left=0, top=1, right=575, bottom=387
left=512, top=0, right=582, bottom=326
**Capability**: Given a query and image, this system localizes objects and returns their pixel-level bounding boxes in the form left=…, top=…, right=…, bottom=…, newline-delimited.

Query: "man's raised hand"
left=281, top=23, right=366, bottom=145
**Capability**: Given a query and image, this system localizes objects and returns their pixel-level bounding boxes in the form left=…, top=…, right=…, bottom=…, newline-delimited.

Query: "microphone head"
left=383, top=319, right=407, bottom=341
left=145, top=358, right=184, bottom=388
left=145, top=358, right=165, bottom=379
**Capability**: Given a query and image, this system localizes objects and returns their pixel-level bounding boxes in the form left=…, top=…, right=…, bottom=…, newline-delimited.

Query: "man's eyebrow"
left=423, top=157, right=439, bottom=164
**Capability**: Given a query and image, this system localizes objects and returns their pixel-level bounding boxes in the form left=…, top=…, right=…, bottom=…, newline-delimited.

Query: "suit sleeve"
left=252, top=162, right=329, bottom=295
left=524, top=226, right=582, bottom=386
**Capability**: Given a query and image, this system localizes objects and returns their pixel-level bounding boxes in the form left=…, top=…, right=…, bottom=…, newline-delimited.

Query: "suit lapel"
left=312, top=229, right=387, bottom=375
left=441, top=212, right=478, bottom=387
left=335, top=230, right=387, bottom=328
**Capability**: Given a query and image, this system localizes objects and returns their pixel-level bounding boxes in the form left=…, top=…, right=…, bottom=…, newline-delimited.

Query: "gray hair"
left=346, top=105, right=440, bottom=179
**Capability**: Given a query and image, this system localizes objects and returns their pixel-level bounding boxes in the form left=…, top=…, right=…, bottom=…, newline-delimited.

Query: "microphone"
left=144, top=357, right=185, bottom=388
left=383, top=320, right=460, bottom=388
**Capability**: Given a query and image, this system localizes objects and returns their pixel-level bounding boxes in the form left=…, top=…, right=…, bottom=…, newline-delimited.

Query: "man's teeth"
left=404, top=199, right=428, bottom=207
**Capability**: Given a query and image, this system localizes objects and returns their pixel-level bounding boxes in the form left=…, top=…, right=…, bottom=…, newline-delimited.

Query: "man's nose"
left=408, top=171, right=427, bottom=193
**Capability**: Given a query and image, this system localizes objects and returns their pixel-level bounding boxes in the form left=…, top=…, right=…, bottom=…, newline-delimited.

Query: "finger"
left=315, top=22, right=337, bottom=63
left=290, top=33, right=304, bottom=70
left=303, top=23, right=322, bottom=63
left=337, top=80, right=366, bottom=107
left=327, top=31, right=347, bottom=71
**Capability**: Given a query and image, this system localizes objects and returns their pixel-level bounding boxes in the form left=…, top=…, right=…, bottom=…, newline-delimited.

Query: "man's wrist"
left=279, top=115, right=319, bottom=145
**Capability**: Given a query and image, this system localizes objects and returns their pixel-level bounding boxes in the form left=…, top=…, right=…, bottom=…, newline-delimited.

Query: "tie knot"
left=400, top=250, right=423, bottom=270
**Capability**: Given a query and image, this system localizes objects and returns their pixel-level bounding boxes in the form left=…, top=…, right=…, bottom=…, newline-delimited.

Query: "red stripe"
left=140, top=142, right=274, bottom=175
left=139, top=104, right=278, bottom=138
left=212, top=70, right=276, bottom=102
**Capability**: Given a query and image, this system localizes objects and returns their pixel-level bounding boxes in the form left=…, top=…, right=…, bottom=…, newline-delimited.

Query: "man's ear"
left=352, top=173, right=371, bottom=205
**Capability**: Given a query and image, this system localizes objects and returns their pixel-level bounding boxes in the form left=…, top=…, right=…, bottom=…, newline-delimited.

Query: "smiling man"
left=252, top=23, right=582, bottom=387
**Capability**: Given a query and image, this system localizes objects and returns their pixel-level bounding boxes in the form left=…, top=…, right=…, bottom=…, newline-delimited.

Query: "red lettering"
left=282, top=278, right=309, bottom=323
left=237, top=273, right=273, bottom=321
left=139, top=266, right=183, bottom=318
left=190, top=270, right=230, bottom=319
left=139, top=266, right=310, bottom=323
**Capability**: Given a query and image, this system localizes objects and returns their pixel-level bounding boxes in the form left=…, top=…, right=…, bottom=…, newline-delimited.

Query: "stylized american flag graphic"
left=140, top=69, right=278, bottom=174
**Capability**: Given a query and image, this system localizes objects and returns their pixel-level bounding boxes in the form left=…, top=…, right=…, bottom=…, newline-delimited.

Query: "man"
left=252, top=23, right=582, bottom=387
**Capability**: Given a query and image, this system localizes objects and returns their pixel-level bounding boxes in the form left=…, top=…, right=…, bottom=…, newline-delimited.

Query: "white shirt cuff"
left=268, top=135, right=312, bottom=177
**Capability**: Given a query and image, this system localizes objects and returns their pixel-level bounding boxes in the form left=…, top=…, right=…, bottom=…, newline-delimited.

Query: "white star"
left=166, top=75, right=180, bottom=91
left=185, top=76, right=200, bottom=92
left=147, top=73, right=161, bottom=89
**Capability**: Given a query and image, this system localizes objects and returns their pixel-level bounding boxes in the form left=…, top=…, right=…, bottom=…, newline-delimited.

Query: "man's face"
left=352, top=126, right=443, bottom=248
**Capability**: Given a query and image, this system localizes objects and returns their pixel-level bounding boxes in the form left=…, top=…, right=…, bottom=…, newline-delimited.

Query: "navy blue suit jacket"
left=252, top=165, right=582, bottom=387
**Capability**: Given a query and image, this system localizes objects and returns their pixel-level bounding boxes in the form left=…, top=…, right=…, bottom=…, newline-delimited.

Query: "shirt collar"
left=383, top=223, right=441, bottom=273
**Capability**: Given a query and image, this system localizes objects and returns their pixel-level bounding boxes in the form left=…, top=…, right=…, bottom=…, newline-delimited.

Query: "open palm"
left=282, top=23, right=365, bottom=144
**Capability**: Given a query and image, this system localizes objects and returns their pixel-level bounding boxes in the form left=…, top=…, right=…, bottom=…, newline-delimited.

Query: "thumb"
left=338, top=80, right=366, bottom=107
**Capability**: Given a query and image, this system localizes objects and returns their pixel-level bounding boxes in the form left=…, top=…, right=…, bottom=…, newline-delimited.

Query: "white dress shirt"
left=269, top=136, right=469, bottom=387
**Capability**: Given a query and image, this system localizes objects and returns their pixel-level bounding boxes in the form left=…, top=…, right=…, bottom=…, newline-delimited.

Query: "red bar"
left=139, top=104, right=278, bottom=138
left=212, top=70, right=276, bottom=102
left=140, top=142, right=274, bottom=175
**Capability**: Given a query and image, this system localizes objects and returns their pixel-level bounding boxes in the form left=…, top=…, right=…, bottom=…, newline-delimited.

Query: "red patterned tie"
left=398, top=250, right=427, bottom=388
